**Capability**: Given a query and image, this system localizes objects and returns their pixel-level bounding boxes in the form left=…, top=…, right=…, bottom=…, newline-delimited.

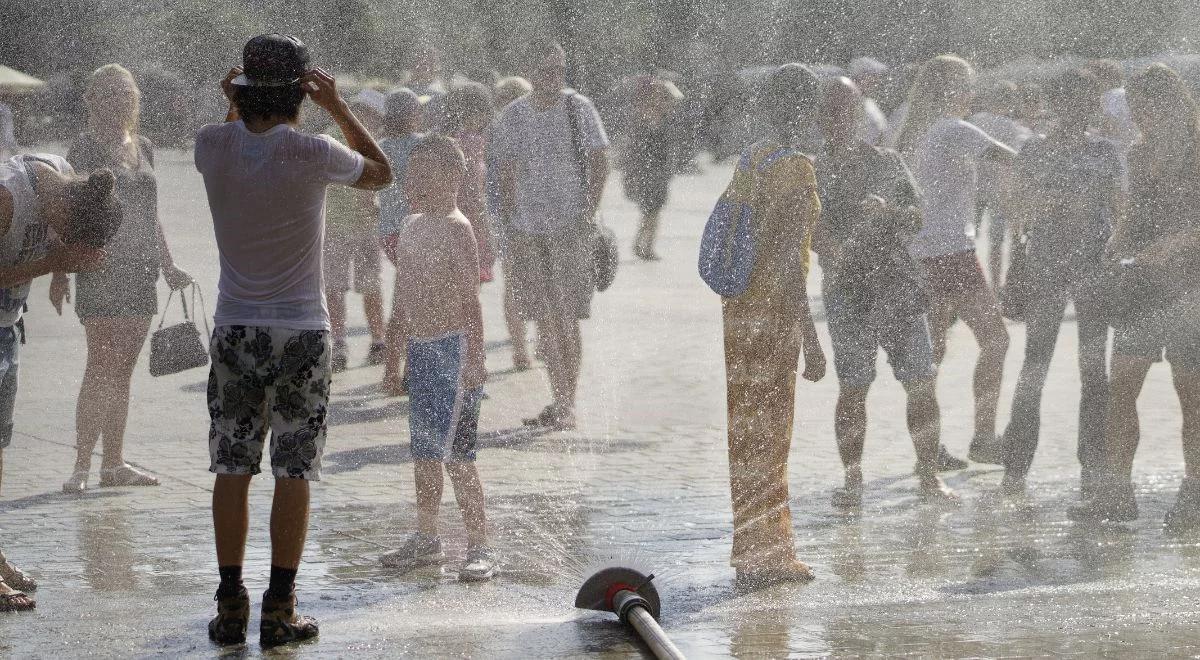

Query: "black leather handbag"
left=149, top=284, right=210, bottom=377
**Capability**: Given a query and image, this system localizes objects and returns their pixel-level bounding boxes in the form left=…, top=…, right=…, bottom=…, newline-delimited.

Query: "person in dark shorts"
left=1069, top=64, right=1200, bottom=531
left=492, top=39, right=611, bottom=430
left=377, top=136, right=496, bottom=581
left=623, top=76, right=684, bottom=261
left=999, top=69, right=1122, bottom=497
left=814, top=77, right=955, bottom=507
left=894, top=55, right=1017, bottom=469
left=54, top=64, right=193, bottom=494
left=0, top=150, right=121, bottom=612
left=197, top=35, right=392, bottom=647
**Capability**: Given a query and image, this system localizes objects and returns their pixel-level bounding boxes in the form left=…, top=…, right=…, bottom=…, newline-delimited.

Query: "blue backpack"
left=698, top=144, right=803, bottom=297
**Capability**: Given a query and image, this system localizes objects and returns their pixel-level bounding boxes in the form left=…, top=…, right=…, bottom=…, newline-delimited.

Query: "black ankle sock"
left=267, top=565, right=297, bottom=598
left=217, top=565, right=243, bottom=595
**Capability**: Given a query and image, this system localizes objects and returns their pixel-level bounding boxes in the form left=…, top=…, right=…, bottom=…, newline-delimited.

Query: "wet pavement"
left=2, top=148, right=1199, bottom=657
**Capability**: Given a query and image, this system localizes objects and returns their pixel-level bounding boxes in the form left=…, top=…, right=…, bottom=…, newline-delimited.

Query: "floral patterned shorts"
left=207, top=326, right=331, bottom=481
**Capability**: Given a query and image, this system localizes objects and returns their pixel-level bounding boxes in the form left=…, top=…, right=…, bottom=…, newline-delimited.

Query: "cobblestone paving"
left=1, top=150, right=1198, bottom=658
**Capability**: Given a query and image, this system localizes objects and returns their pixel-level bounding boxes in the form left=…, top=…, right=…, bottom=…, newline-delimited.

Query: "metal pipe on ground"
left=576, top=567, right=686, bottom=660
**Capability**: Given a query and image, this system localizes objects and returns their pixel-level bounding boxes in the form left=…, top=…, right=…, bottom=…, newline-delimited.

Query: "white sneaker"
left=458, top=546, right=500, bottom=582
left=380, top=533, right=445, bottom=573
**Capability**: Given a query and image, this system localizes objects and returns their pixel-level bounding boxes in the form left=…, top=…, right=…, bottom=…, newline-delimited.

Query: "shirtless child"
left=379, top=135, right=496, bottom=581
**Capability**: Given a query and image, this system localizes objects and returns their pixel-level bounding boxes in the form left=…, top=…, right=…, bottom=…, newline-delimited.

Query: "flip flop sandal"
left=99, top=465, right=160, bottom=488
left=0, top=562, right=36, bottom=592
left=0, top=591, right=35, bottom=612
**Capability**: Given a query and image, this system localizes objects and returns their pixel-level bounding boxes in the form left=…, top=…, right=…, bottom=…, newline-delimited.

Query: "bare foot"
left=0, top=581, right=34, bottom=612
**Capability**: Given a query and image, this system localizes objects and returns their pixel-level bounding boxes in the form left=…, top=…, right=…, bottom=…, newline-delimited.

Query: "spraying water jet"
left=575, top=566, right=685, bottom=660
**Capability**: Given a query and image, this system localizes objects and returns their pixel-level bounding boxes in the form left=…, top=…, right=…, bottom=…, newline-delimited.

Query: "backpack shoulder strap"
left=563, top=92, right=589, bottom=194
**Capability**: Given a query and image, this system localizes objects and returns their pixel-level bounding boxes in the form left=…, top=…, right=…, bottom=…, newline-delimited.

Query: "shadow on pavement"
left=322, top=427, right=556, bottom=475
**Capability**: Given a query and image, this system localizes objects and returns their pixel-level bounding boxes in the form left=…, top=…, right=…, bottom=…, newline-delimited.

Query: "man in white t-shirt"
left=196, top=34, right=391, bottom=648
left=491, top=39, right=610, bottom=431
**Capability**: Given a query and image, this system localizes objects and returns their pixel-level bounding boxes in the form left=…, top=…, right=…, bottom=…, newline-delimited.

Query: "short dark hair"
left=409, top=134, right=466, bottom=174
left=1085, top=59, right=1123, bottom=89
left=523, top=38, right=564, bottom=67
left=1046, top=68, right=1102, bottom=113
left=762, top=63, right=820, bottom=132
left=442, top=82, right=494, bottom=134
left=384, top=88, right=422, bottom=135
left=234, top=84, right=305, bottom=123
left=64, top=169, right=123, bottom=248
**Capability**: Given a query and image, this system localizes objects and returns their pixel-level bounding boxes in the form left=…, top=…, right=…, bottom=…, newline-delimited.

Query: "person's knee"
left=446, top=461, right=478, bottom=483
left=1109, top=368, right=1147, bottom=405
left=903, top=378, right=937, bottom=403
left=214, top=473, right=252, bottom=495
left=837, top=386, right=868, bottom=408
left=987, top=323, right=1010, bottom=356
left=1173, top=368, right=1200, bottom=414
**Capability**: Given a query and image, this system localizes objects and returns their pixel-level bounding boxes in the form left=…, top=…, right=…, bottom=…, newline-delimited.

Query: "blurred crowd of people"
left=0, top=30, right=1197, bottom=651
left=717, top=53, right=1199, bottom=588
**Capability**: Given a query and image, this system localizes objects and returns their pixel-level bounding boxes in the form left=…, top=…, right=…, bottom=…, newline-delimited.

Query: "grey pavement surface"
left=1, top=147, right=1198, bottom=658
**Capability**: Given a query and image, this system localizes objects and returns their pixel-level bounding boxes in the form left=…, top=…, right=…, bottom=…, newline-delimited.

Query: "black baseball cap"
left=230, top=33, right=310, bottom=88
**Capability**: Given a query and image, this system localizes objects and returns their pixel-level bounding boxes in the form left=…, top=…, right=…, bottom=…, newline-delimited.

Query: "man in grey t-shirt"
left=492, top=39, right=610, bottom=430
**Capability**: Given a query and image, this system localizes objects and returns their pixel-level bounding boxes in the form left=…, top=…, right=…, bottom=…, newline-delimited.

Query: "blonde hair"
left=85, top=64, right=140, bottom=138
left=895, top=54, right=974, bottom=154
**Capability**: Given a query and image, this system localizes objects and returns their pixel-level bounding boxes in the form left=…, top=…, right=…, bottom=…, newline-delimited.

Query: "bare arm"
left=302, top=69, right=392, bottom=191
left=0, top=244, right=103, bottom=290
left=983, top=142, right=1018, bottom=162
left=498, top=161, right=517, bottom=224
left=768, top=180, right=825, bottom=382
left=452, top=220, right=486, bottom=388
left=583, top=148, right=610, bottom=222
left=220, top=68, right=241, bottom=123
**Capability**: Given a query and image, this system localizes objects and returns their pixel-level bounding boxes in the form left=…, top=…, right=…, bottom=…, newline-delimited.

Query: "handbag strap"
left=190, top=284, right=210, bottom=337
left=156, top=289, right=185, bottom=330
left=155, top=284, right=209, bottom=335
left=564, top=91, right=602, bottom=229
left=564, top=91, right=589, bottom=197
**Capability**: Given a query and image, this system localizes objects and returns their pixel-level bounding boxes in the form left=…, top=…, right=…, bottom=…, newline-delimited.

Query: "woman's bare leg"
left=73, top=322, right=109, bottom=473
left=954, top=286, right=1010, bottom=443
left=74, top=317, right=153, bottom=473
left=97, top=318, right=152, bottom=470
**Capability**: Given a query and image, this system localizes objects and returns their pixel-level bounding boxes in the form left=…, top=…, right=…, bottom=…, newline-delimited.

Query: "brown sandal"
left=0, top=561, right=36, bottom=592
left=0, top=590, right=35, bottom=612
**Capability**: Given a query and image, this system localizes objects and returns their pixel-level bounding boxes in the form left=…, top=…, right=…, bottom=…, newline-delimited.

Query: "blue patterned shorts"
left=207, top=326, right=331, bottom=480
